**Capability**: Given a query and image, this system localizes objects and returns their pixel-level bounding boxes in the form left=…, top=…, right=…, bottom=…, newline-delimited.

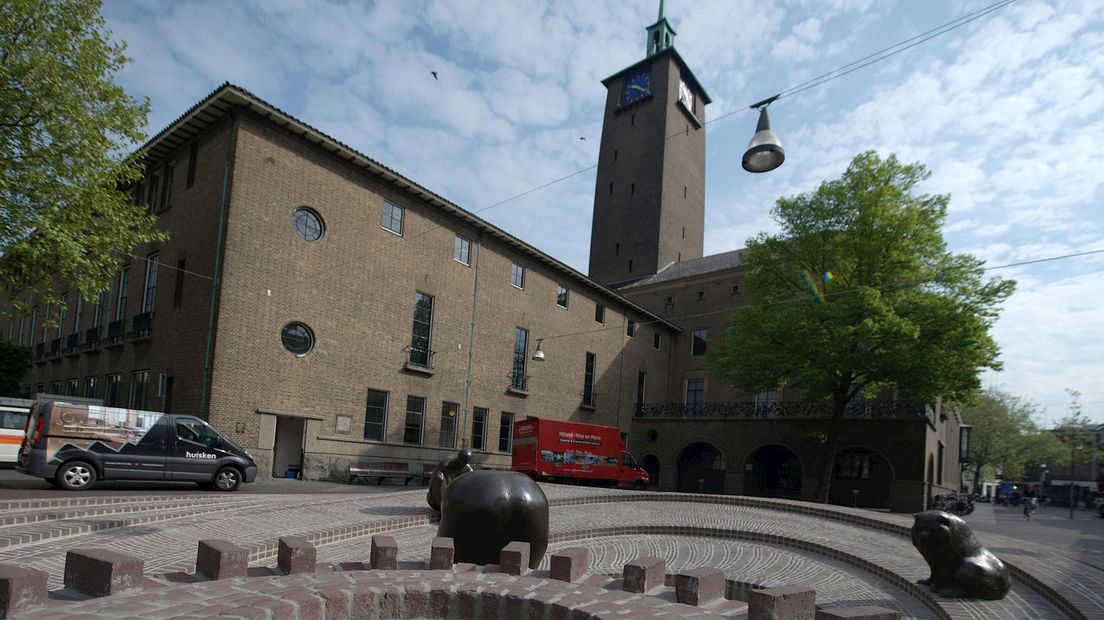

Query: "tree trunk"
left=815, top=395, right=848, bottom=503
left=971, top=463, right=983, bottom=495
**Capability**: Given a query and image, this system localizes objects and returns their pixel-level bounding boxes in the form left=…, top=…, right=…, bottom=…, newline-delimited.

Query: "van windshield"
left=176, top=418, right=220, bottom=449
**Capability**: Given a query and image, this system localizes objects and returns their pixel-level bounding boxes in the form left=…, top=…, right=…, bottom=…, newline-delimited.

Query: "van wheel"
left=56, top=461, right=96, bottom=491
left=633, top=480, right=647, bottom=491
left=212, top=467, right=242, bottom=492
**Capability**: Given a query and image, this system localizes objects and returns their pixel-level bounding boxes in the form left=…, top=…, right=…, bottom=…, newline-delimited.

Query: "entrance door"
left=273, top=416, right=305, bottom=479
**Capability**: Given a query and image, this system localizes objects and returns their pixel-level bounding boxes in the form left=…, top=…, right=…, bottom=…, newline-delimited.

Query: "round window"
left=281, top=322, right=315, bottom=356
left=292, top=207, right=324, bottom=241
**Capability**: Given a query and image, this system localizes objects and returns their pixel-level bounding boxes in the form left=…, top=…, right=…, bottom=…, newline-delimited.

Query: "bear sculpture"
left=437, top=470, right=549, bottom=569
left=911, top=510, right=1010, bottom=599
left=426, top=448, right=474, bottom=512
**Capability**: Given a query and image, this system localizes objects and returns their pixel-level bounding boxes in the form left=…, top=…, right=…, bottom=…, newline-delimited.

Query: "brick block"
left=277, top=536, right=316, bottom=575
left=499, top=541, right=530, bottom=576
left=622, top=556, right=666, bottom=593
left=0, top=564, right=48, bottom=618
left=371, top=535, right=397, bottom=570
left=750, top=586, right=816, bottom=620
left=675, top=567, right=725, bottom=606
left=63, top=548, right=145, bottom=597
left=196, top=539, right=249, bottom=580
left=550, top=547, right=588, bottom=583
left=816, top=606, right=902, bottom=620
left=430, top=537, right=454, bottom=570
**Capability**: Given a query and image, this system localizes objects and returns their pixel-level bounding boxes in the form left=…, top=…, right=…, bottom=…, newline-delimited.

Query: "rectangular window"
left=511, top=328, right=528, bottom=390
left=594, top=304, right=605, bottom=324
left=129, top=370, right=149, bottom=409
left=364, top=389, right=387, bottom=441
left=556, top=285, right=568, bottom=309
left=41, top=303, right=51, bottom=344
left=653, top=332, right=661, bottom=351
left=471, top=407, right=488, bottom=451
left=381, top=201, right=404, bottom=235
left=146, top=174, right=159, bottom=213
left=439, top=402, right=458, bottom=448
left=93, top=292, right=104, bottom=328
left=454, top=235, right=471, bottom=265
left=937, top=442, right=945, bottom=485
left=73, top=294, right=83, bottom=336
left=50, top=381, right=62, bottom=395
left=115, top=266, right=130, bottom=321
left=28, top=307, right=37, bottom=345
left=691, top=328, right=708, bottom=356
left=186, top=142, right=198, bottom=188
left=66, top=378, right=79, bottom=396
left=57, top=293, right=68, bottom=338
left=409, top=292, right=433, bottom=368
left=637, top=371, right=647, bottom=408
left=173, top=258, right=186, bottom=308
left=105, top=373, right=123, bottom=407
left=84, top=376, right=99, bottom=398
left=510, top=263, right=525, bottom=289
left=143, top=253, right=159, bottom=313
left=498, top=412, right=514, bottom=452
left=404, top=395, right=425, bottom=444
left=18, top=315, right=26, bottom=345
left=755, top=389, right=779, bottom=416
left=582, top=352, right=596, bottom=407
left=626, top=319, right=636, bottom=338
left=686, top=379, right=705, bottom=407
left=159, top=163, right=174, bottom=211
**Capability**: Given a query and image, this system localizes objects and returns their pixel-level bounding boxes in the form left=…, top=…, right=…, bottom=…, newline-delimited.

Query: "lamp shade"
left=742, top=107, right=785, bottom=173
left=531, top=340, right=545, bottom=361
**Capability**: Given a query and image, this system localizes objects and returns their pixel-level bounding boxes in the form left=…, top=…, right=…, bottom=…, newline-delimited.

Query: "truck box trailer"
left=511, top=417, right=649, bottom=490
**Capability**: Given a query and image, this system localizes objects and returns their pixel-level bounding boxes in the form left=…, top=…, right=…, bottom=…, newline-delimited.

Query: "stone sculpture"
left=911, top=510, right=1010, bottom=600
left=426, top=448, right=474, bottom=512
left=437, top=470, right=549, bottom=569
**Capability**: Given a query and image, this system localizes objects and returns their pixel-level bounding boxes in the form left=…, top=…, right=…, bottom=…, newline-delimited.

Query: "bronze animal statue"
left=911, top=510, right=1010, bottom=599
left=426, top=448, right=474, bottom=511
left=437, top=470, right=548, bottom=569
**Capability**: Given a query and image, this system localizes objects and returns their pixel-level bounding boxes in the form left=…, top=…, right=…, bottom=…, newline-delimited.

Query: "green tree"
left=1, top=0, right=164, bottom=315
left=961, top=387, right=1062, bottom=490
left=0, top=339, right=31, bottom=396
left=710, top=151, right=1016, bottom=503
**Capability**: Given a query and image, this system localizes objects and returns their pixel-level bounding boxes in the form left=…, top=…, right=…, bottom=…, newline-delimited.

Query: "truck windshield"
left=621, top=452, right=639, bottom=468
left=176, top=418, right=220, bottom=448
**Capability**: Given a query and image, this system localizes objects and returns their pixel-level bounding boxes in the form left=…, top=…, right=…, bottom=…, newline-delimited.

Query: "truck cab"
left=512, top=417, right=650, bottom=490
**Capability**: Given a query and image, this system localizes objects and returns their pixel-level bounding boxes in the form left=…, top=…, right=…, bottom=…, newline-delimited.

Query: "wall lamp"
left=532, top=339, right=545, bottom=362
left=742, top=95, right=785, bottom=173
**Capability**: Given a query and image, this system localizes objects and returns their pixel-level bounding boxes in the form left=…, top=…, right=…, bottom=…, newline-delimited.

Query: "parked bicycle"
left=929, top=492, right=975, bottom=516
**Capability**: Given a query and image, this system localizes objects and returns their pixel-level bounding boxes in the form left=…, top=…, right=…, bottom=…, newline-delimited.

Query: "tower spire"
left=646, top=0, right=677, bottom=57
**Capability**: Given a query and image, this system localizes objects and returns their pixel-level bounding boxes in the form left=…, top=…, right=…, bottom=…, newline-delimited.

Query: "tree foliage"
left=960, top=387, right=1062, bottom=490
left=0, top=0, right=164, bottom=314
left=710, top=151, right=1016, bottom=501
left=0, top=339, right=31, bottom=397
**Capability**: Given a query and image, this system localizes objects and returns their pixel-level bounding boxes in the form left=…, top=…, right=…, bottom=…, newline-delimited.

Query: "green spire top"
left=646, top=0, right=676, bottom=57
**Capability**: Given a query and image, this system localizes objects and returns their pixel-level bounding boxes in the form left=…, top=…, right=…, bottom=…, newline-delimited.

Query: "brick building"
left=5, top=5, right=961, bottom=512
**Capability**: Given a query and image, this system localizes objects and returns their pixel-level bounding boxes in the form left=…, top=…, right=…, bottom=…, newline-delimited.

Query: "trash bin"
left=285, top=466, right=300, bottom=479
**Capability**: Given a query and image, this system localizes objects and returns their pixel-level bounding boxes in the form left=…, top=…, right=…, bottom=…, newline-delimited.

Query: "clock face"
left=621, top=68, right=652, bottom=105
left=678, top=79, right=694, bottom=113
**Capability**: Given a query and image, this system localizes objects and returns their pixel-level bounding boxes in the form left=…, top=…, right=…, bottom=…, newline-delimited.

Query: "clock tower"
left=587, top=1, right=710, bottom=288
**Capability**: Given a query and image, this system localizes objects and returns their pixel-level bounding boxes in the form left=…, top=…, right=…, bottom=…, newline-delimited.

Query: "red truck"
left=511, top=417, right=649, bottom=490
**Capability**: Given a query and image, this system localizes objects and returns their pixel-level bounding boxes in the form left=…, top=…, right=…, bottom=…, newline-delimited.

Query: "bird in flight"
left=431, top=71, right=438, bottom=80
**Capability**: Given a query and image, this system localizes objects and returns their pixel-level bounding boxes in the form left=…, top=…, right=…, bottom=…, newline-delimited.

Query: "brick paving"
left=0, top=485, right=1097, bottom=619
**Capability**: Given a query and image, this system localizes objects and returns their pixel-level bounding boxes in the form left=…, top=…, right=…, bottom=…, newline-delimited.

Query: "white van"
left=0, top=398, right=33, bottom=465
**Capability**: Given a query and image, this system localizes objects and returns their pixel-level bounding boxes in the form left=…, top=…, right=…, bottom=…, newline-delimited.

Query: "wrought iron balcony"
left=131, top=312, right=152, bottom=338
left=84, top=326, right=100, bottom=349
left=635, top=400, right=930, bottom=420
left=106, top=319, right=125, bottom=344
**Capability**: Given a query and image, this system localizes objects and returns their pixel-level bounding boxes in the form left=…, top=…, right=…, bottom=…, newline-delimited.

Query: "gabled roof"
left=619, top=249, right=744, bottom=290
left=138, top=83, right=680, bottom=333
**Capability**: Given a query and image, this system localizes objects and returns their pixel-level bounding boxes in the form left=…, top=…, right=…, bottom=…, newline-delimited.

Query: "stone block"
left=816, top=606, right=903, bottom=620
left=550, top=547, right=588, bottom=583
left=371, top=535, right=398, bottom=570
left=622, top=556, right=666, bottom=593
left=430, top=537, right=454, bottom=570
left=0, top=564, right=48, bottom=618
left=675, top=567, right=726, bottom=606
left=750, top=586, right=816, bottom=620
left=63, top=548, right=145, bottom=597
left=499, top=541, right=530, bottom=576
left=196, top=539, right=249, bottom=580
left=277, top=536, right=316, bottom=575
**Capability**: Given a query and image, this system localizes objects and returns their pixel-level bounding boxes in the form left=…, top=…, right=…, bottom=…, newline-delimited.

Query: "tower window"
left=697, top=291, right=704, bottom=301
left=665, top=296, right=672, bottom=304
left=732, top=285, right=740, bottom=295
left=614, top=149, right=618, bottom=162
left=609, top=182, right=614, bottom=195
left=615, top=243, right=619, bottom=256
left=631, top=114, right=635, bottom=126
left=682, top=226, right=685, bottom=239
left=631, top=183, right=635, bottom=195
left=684, top=186, right=687, bottom=198
left=628, top=259, right=633, bottom=272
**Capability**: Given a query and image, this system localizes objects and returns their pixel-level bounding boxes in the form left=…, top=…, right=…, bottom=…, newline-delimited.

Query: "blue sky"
left=102, top=0, right=1104, bottom=425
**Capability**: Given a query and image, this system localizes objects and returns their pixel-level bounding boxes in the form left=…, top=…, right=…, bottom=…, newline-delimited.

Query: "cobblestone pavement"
left=0, top=484, right=1099, bottom=619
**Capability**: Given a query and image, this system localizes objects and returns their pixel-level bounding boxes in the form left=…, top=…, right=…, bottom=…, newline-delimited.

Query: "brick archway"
left=676, top=442, right=725, bottom=493
left=744, top=444, right=803, bottom=498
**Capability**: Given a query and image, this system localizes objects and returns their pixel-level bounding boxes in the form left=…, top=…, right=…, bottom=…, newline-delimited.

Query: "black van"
left=17, top=401, right=257, bottom=491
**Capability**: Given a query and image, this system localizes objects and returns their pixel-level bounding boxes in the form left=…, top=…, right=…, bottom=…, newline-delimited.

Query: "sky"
left=101, top=0, right=1104, bottom=425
